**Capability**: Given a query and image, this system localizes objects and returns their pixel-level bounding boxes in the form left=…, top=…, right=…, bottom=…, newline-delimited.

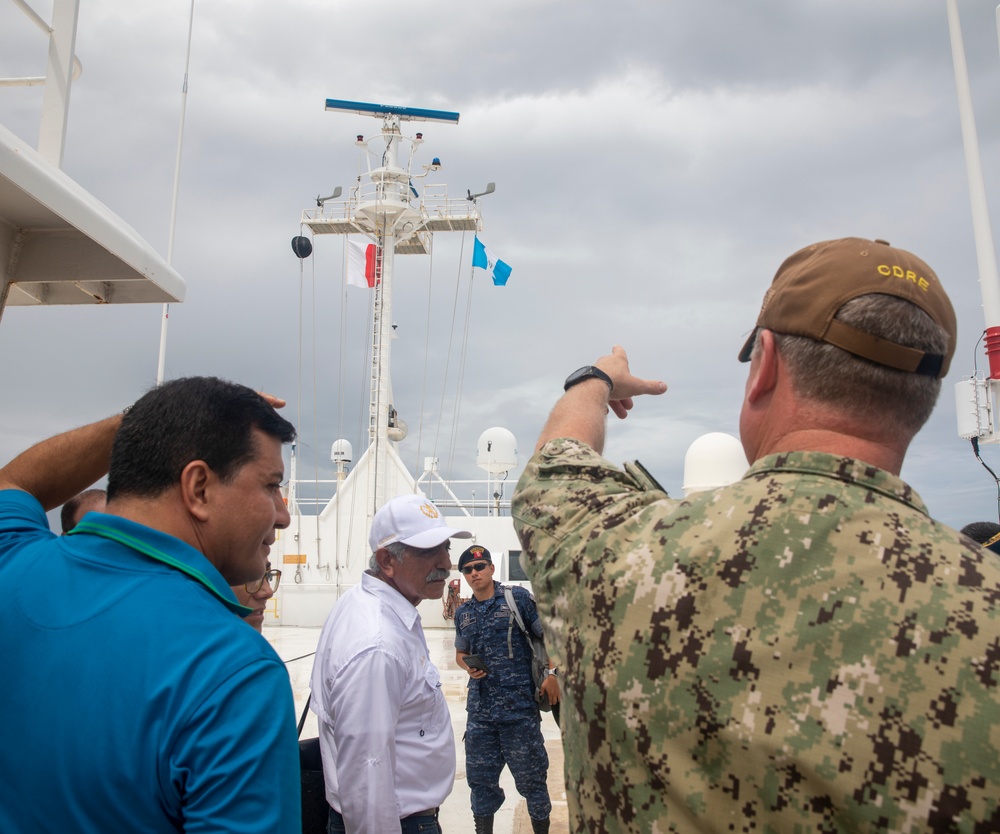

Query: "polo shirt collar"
left=69, top=513, right=250, bottom=615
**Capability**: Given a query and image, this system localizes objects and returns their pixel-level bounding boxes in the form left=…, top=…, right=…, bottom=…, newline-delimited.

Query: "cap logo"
left=877, top=263, right=930, bottom=292
left=419, top=502, right=439, bottom=519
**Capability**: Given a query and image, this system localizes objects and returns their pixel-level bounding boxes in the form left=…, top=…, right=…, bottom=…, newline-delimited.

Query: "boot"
left=530, top=818, right=550, bottom=834
left=473, top=815, right=494, bottom=834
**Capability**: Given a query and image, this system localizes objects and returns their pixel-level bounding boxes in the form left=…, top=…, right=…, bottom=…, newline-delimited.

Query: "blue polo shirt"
left=0, top=489, right=301, bottom=834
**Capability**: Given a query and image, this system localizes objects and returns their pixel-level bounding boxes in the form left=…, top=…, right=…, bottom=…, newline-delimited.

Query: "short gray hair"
left=369, top=541, right=408, bottom=575
left=767, top=293, right=949, bottom=435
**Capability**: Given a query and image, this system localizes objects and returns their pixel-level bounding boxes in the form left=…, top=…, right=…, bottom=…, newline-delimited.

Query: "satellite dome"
left=388, top=418, right=408, bottom=442
left=476, top=427, right=517, bottom=474
left=331, top=439, right=353, bottom=464
left=682, top=433, right=748, bottom=496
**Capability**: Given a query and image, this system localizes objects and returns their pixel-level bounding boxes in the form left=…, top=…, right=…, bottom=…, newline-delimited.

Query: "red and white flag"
left=346, top=238, right=379, bottom=288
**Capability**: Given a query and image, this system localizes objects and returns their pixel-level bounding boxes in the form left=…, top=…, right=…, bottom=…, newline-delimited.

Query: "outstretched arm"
left=535, top=346, right=667, bottom=454
left=0, top=414, right=123, bottom=510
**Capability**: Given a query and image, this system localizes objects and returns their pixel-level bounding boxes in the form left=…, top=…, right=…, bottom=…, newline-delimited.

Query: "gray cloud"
left=2, top=0, right=1000, bottom=529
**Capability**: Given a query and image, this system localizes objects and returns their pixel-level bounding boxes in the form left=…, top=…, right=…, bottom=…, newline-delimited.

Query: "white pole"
left=157, top=0, right=196, bottom=385
left=946, top=0, right=1000, bottom=330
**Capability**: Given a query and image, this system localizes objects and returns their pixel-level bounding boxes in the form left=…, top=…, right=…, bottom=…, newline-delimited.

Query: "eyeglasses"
left=461, top=562, right=490, bottom=575
left=245, top=569, right=281, bottom=594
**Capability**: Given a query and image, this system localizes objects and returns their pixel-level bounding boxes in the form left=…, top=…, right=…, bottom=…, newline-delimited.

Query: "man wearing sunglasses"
left=454, top=545, right=559, bottom=834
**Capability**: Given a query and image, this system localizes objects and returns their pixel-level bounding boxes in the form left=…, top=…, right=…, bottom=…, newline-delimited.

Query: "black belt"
left=403, top=807, right=439, bottom=819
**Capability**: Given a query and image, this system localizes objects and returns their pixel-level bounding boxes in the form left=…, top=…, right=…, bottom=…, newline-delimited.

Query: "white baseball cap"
left=369, top=494, right=472, bottom=552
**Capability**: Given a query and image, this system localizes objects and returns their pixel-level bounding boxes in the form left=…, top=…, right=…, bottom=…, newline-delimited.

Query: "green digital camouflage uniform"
left=512, top=437, right=1000, bottom=834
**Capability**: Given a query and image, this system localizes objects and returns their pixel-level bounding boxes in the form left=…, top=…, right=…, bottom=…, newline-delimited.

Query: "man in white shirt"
left=311, top=494, right=472, bottom=833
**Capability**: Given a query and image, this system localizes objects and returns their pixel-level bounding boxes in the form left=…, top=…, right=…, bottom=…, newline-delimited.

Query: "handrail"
left=0, top=0, right=84, bottom=88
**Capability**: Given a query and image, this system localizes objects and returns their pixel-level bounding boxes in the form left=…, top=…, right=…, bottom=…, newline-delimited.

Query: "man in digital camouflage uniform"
left=512, top=238, right=1000, bottom=832
left=455, top=544, right=560, bottom=834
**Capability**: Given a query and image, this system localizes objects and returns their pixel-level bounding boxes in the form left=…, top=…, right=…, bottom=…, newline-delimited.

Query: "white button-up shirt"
left=311, top=572, right=456, bottom=831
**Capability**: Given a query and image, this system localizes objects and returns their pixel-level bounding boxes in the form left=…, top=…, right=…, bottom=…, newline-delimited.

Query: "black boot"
left=474, top=815, right=494, bottom=834
left=530, top=818, right=550, bottom=834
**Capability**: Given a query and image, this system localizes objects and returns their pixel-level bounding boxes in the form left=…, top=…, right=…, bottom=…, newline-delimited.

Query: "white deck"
left=268, top=625, right=569, bottom=833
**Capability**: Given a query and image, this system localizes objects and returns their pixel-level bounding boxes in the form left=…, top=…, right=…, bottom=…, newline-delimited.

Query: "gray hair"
left=764, top=294, right=949, bottom=435
left=369, top=541, right=409, bottom=575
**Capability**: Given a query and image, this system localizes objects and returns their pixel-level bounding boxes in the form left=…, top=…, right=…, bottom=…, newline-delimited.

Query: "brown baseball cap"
left=737, top=237, right=957, bottom=377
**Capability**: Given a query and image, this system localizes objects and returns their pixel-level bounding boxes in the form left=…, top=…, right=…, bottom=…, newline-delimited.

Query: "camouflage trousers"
left=465, top=714, right=551, bottom=820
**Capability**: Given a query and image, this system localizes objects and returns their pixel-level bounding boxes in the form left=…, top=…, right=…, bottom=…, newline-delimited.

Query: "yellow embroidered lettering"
left=877, top=263, right=929, bottom=291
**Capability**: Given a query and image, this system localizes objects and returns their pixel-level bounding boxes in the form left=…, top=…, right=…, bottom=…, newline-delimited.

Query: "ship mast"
left=302, top=99, right=483, bottom=517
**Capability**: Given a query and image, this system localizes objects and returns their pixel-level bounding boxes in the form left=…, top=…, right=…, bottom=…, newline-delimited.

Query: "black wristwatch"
left=564, top=365, right=613, bottom=393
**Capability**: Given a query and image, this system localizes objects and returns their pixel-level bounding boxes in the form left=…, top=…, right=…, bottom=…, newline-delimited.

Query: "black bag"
left=298, top=695, right=329, bottom=834
left=503, top=586, right=555, bottom=713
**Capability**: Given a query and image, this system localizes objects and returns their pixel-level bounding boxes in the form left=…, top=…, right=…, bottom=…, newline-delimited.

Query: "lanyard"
left=68, top=519, right=252, bottom=614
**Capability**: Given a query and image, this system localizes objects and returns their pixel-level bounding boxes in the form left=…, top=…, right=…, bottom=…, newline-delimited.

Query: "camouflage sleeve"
left=512, top=437, right=676, bottom=665
left=512, top=437, right=673, bottom=593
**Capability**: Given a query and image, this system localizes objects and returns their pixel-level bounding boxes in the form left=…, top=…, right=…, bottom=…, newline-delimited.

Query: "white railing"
left=2, top=0, right=85, bottom=165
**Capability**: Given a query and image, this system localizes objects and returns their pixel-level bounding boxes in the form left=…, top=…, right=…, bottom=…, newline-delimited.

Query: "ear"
left=745, top=329, right=779, bottom=405
left=179, top=460, right=213, bottom=522
left=374, top=547, right=397, bottom=577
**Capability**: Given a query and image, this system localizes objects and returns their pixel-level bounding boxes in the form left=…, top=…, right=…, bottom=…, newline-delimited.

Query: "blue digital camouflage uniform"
left=512, top=438, right=1000, bottom=833
left=455, top=581, right=552, bottom=821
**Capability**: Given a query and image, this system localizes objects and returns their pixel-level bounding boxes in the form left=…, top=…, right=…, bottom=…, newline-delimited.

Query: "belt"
left=403, top=807, right=439, bottom=819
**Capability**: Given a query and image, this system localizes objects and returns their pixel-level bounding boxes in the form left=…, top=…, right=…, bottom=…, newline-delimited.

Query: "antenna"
left=467, top=182, right=496, bottom=202
left=324, top=98, right=460, bottom=124
left=316, top=186, right=343, bottom=207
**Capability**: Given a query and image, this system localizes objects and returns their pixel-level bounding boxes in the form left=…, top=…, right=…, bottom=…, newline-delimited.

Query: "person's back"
left=516, top=441, right=1000, bottom=829
left=513, top=238, right=1000, bottom=831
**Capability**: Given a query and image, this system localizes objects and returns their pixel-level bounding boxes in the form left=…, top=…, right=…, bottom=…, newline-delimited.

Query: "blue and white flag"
left=472, top=236, right=512, bottom=286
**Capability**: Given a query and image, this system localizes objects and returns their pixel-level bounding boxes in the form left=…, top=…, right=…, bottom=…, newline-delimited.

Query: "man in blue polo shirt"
left=0, top=377, right=301, bottom=834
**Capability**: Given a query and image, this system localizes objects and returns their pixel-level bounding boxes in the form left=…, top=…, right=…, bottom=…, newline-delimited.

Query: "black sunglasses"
left=461, top=562, right=490, bottom=575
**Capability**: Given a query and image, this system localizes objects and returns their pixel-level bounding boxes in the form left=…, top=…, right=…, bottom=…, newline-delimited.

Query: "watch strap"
left=564, top=365, right=613, bottom=392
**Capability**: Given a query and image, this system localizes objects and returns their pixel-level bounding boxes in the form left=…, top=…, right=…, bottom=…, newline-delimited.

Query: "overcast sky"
left=3, top=0, right=1000, bottom=530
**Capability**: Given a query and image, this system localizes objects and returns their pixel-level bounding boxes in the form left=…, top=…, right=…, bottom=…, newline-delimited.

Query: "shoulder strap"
left=504, top=585, right=528, bottom=633
left=298, top=693, right=312, bottom=737
left=503, top=585, right=529, bottom=660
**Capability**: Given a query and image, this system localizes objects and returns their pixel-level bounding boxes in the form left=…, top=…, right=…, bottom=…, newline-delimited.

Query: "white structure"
left=1, top=0, right=185, bottom=322
left=682, top=432, right=749, bottom=496
left=273, top=100, right=524, bottom=628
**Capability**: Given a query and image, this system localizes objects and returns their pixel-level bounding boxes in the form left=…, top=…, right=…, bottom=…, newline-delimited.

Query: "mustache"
left=425, top=569, right=450, bottom=582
